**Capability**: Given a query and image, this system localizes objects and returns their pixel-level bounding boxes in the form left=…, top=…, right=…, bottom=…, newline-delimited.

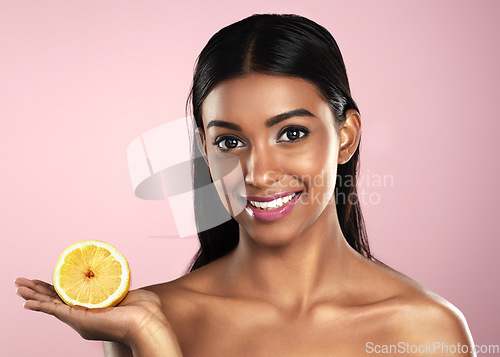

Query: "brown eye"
left=286, top=129, right=300, bottom=141
left=213, top=136, right=244, bottom=151
left=278, top=126, right=309, bottom=142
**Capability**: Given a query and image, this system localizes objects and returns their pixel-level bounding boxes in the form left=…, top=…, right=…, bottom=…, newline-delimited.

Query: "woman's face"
left=199, top=73, right=343, bottom=246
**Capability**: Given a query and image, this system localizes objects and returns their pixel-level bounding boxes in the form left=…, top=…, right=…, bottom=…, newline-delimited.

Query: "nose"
left=243, top=145, right=282, bottom=189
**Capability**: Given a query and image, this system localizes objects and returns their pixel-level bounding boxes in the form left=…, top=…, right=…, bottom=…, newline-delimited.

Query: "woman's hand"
left=15, top=277, right=183, bottom=356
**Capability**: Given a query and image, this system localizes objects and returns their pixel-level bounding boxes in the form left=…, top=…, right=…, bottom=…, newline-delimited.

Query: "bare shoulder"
left=142, top=261, right=217, bottom=305
left=139, top=260, right=223, bottom=337
left=396, top=288, right=472, bottom=340
left=360, top=258, right=475, bottom=355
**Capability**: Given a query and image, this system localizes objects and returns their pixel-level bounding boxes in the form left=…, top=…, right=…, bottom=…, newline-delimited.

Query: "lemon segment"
left=53, top=240, right=130, bottom=308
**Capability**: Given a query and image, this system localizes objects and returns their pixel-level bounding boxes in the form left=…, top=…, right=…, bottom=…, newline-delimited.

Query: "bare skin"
left=16, top=73, right=475, bottom=356
left=15, top=278, right=182, bottom=357
left=145, top=74, right=475, bottom=356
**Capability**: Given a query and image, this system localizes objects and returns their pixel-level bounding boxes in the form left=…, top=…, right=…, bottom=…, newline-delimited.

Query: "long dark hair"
left=186, top=14, right=374, bottom=273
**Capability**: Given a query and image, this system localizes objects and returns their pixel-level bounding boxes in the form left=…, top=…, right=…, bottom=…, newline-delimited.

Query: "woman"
left=15, top=14, right=475, bottom=357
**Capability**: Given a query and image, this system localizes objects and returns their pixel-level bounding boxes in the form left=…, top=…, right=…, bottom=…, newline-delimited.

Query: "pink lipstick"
left=244, top=191, right=302, bottom=222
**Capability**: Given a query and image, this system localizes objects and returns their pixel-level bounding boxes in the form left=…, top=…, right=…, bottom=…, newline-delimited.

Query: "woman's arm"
left=103, top=322, right=183, bottom=357
left=110, top=318, right=183, bottom=357
left=15, top=278, right=183, bottom=357
left=103, top=342, right=133, bottom=357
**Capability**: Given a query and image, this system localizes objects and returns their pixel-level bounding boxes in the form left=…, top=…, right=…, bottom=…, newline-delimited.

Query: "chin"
left=238, top=219, right=302, bottom=248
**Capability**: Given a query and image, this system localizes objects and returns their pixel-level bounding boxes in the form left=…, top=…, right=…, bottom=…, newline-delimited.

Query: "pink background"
left=2, top=1, right=499, bottom=355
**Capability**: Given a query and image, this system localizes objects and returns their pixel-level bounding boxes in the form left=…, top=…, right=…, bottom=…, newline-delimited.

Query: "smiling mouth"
left=247, top=192, right=301, bottom=210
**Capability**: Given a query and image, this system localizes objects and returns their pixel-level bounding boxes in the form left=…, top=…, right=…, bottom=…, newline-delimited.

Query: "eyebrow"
left=206, top=108, right=316, bottom=131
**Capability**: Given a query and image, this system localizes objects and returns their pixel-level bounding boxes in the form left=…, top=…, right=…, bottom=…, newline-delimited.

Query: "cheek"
left=282, top=131, right=339, bottom=191
left=207, top=152, right=246, bottom=215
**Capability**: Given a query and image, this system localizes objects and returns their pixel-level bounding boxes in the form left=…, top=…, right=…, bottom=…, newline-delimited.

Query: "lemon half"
left=53, top=240, right=130, bottom=308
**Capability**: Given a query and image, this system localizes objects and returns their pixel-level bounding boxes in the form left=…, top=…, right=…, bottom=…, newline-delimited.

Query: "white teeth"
left=248, top=193, right=298, bottom=210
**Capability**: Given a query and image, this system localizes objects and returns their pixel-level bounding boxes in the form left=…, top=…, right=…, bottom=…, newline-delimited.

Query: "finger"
left=14, top=277, right=36, bottom=287
left=15, top=278, right=61, bottom=303
left=31, top=280, right=59, bottom=299
left=26, top=301, right=122, bottom=342
left=32, top=279, right=56, bottom=292
left=24, top=299, right=73, bottom=321
left=15, top=277, right=51, bottom=292
left=16, top=286, right=63, bottom=304
left=24, top=299, right=90, bottom=326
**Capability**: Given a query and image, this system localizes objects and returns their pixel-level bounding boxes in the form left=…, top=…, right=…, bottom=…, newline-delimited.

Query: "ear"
left=194, top=127, right=209, bottom=165
left=337, top=109, right=361, bottom=165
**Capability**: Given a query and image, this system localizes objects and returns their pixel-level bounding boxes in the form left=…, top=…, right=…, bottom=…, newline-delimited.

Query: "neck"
left=222, top=204, right=357, bottom=312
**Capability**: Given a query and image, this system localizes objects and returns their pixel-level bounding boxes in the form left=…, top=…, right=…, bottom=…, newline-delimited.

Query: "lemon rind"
left=53, top=240, right=130, bottom=309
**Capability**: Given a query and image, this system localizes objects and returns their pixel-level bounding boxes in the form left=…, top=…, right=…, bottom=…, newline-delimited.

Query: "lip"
left=244, top=190, right=301, bottom=202
left=245, top=192, right=302, bottom=222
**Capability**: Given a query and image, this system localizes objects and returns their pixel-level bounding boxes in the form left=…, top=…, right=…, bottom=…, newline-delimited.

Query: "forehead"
left=201, top=73, right=330, bottom=129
